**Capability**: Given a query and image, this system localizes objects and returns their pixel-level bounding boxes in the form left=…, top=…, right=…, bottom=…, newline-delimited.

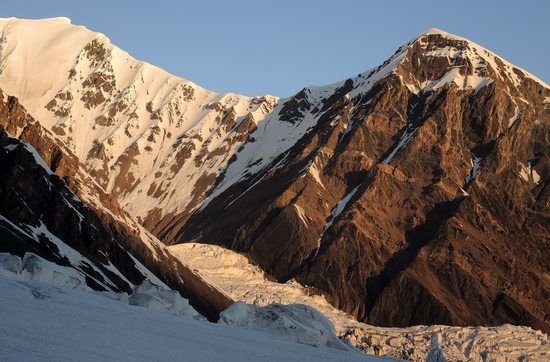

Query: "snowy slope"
left=0, top=113, right=233, bottom=320
left=0, top=128, right=163, bottom=293
left=0, top=254, right=380, bottom=362
left=0, top=213, right=159, bottom=292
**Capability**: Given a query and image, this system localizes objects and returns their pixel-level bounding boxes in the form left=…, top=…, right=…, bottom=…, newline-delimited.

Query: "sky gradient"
left=3, top=0, right=549, bottom=97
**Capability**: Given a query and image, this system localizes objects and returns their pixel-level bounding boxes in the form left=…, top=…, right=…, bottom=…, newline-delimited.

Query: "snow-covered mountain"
left=0, top=17, right=278, bottom=234
left=0, top=16, right=549, bottom=359
left=1, top=18, right=547, bottom=239
left=0, top=94, right=374, bottom=361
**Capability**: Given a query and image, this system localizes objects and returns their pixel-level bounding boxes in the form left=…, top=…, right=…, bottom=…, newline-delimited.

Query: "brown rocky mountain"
left=0, top=18, right=548, bottom=333
left=181, top=30, right=550, bottom=332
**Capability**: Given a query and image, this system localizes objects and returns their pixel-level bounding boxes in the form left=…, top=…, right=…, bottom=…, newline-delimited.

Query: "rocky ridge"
left=0, top=17, right=278, bottom=236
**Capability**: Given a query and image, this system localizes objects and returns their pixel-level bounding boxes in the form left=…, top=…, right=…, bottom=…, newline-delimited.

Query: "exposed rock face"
left=0, top=19, right=548, bottom=333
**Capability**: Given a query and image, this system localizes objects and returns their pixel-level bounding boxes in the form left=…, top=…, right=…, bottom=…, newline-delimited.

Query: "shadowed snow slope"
left=0, top=92, right=236, bottom=321
left=0, top=254, right=380, bottom=362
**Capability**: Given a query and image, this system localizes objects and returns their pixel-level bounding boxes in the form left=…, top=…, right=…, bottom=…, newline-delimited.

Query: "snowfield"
left=0, top=253, right=384, bottom=362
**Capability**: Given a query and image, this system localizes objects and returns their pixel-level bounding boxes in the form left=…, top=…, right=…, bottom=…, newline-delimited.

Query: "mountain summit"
left=0, top=18, right=548, bottom=333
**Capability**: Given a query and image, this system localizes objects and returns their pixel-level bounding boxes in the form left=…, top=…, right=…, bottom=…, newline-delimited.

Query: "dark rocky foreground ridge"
left=0, top=92, right=232, bottom=320
left=0, top=18, right=548, bottom=333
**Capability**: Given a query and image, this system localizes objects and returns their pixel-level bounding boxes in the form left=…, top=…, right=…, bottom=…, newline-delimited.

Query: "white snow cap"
left=421, top=28, right=453, bottom=37
left=0, top=16, right=71, bottom=24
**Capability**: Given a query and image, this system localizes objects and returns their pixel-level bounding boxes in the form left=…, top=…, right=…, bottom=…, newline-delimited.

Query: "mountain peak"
left=414, top=27, right=472, bottom=45
left=398, top=27, right=550, bottom=91
left=0, top=16, right=549, bottom=348
left=418, top=27, right=461, bottom=39
left=39, top=16, right=72, bottom=24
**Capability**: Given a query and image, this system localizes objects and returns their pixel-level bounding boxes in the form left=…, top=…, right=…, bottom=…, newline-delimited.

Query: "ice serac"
left=0, top=18, right=548, bottom=333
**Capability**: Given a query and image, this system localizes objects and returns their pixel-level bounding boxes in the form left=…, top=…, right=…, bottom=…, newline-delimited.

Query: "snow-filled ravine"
left=0, top=253, right=385, bottom=362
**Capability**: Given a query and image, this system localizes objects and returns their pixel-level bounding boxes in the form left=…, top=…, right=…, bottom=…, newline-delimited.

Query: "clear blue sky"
left=3, top=0, right=549, bottom=97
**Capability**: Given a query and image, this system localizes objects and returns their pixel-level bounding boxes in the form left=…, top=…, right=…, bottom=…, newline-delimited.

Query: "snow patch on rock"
left=293, top=204, right=309, bottom=227
left=324, top=186, right=359, bottom=232
left=507, top=106, right=520, bottom=128
left=519, top=162, right=541, bottom=184
left=382, top=124, right=418, bottom=164
left=465, top=153, right=483, bottom=184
